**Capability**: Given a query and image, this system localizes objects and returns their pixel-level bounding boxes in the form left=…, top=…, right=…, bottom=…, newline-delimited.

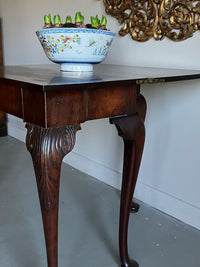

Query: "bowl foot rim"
left=60, top=63, right=93, bottom=72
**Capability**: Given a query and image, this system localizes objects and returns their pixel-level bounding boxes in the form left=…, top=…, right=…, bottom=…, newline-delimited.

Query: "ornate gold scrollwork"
left=103, top=0, right=200, bottom=41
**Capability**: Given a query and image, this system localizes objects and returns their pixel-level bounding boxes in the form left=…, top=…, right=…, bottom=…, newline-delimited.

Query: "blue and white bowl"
left=36, top=27, right=115, bottom=71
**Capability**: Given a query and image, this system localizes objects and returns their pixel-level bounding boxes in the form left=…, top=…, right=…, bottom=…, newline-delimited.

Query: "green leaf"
left=95, top=15, right=100, bottom=25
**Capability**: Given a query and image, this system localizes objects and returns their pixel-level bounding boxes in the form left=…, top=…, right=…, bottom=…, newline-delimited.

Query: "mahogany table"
left=1, top=64, right=200, bottom=267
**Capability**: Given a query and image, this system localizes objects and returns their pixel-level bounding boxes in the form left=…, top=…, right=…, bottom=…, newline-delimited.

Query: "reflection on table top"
left=1, top=64, right=200, bottom=89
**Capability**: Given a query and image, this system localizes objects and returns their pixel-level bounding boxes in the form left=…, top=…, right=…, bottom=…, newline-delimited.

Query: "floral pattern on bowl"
left=36, top=28, right=115, bottom=71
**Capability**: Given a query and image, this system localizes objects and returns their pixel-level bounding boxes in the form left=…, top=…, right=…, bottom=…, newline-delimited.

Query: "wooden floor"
left=0, top=135, right=200, bottom=267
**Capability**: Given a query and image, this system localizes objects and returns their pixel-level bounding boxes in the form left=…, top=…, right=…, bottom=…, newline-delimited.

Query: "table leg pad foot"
left=130, top=201, right=140, bottom=213
left=121, top=260, right=139, bottom=267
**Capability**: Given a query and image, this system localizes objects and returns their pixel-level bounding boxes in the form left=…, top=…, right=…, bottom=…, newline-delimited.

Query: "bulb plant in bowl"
left=36, top=12, right=115, bottom=72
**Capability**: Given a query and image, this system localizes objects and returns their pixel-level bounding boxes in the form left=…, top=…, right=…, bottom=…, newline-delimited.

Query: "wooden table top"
left=1, top=64, right=200, bottom=128
left=1, top=64, right=200, bottom=90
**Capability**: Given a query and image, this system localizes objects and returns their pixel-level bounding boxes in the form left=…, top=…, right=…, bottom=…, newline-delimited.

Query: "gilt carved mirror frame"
left=103, top=0, right=200, bottom=41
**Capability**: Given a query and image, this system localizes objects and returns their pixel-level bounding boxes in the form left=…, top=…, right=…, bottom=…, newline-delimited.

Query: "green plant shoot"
left=44, top=14, right=51, bottom=24
left=75, top=12, right=84, bottom=23
left=91, top=15, right=100, bottom=27
left=54, top=14, right=61, bottom=25
left=66, top=16, right=72, bottom=23
left=101, top=15, right=107, bottom=26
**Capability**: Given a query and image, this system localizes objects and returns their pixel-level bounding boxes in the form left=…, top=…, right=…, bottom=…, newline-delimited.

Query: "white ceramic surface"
left=36, top=28, right=115, bottom=71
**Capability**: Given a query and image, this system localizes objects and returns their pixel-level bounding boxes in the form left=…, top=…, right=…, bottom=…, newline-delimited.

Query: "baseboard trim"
left=134, top=182, right=200, bottom=230
left=7, top=115, right=26, bottom=142
left=64, top=151, right=122, bottom=190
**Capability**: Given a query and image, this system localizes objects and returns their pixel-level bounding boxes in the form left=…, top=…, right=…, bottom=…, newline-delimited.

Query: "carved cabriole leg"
left=110, top=94, right=146, bottom=267
left=26, top=123, right=81, bottom=267
left=130, top=94, right=147, bottom=214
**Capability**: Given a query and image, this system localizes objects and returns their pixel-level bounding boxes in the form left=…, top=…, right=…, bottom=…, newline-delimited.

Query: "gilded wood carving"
left=103, top=0, right=200, bottom=41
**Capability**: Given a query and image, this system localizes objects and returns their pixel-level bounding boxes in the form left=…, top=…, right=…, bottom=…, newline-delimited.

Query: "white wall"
left=1, top=0, right=200, bottom=229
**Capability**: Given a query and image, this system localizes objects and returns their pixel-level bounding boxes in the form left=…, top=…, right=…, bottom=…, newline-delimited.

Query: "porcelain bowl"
left=36, top=27, right=115, bottom=71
